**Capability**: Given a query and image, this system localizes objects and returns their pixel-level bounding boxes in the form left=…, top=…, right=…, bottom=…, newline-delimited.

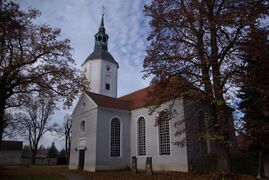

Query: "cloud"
left=17, top=0, right=152, bottom=148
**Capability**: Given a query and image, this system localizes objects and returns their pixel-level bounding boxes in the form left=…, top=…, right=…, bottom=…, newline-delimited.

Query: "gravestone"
left=264, top=158, right=269, bottom=178
left=131, top=156, right=137, bottom=174
left=145, top=157, right=153, bottom=175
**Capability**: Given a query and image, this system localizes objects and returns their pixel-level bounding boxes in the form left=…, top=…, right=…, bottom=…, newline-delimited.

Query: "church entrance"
left=78, top=149, right=85, bottom=170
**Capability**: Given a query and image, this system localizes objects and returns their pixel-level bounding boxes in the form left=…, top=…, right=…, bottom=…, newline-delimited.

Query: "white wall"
left=82, top=60, right=102, bottom=94
left=82, top=59, right=118, bottom=98
left=100, top=60, right=118, bottom=98
left=69, top=93, right=98, bottom=171
left=129, top=98, right=188, bottom=172
left=95, top=107, right=130, bottom=170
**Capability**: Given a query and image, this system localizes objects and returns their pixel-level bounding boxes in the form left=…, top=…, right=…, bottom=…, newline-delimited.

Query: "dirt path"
left=59, top=172, right=89, bottom=180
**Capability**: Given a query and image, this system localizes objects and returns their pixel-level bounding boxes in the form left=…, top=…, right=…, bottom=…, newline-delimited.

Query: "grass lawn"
left=0, top=165, right=256, bottom=180
left=0, top=166, right=68, bottom=180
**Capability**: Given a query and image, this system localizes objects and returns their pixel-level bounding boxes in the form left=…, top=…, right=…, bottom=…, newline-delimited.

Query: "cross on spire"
left=100, top=6, right=105, bottom=27
left=102, top=6, right=105, bottom=16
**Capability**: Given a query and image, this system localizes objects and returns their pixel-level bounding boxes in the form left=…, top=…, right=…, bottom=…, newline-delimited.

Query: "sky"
left=17, top=0, right=152, bottom=149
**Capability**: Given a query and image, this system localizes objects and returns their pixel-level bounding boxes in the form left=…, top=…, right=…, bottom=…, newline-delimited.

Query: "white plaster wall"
left=95, top=107, right=130, bottom=170
left=100, top=60, right=118, bottom=98
left=69, top=93, right=98, bottom=171
left=82, top=60, right=102, bottom=94
left=82, top=59, right=118, bottom=98
left=129, top=98, right=188, bottom=172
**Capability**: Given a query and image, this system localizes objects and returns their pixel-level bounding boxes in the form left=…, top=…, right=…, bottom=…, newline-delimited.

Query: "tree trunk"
left=0, top=103, right=5, bottom=149
left=217, top=143, right=231, bottom=174
left=215, top=104, right=232, bottom=175
left=32, top=150, right=37, bottom=165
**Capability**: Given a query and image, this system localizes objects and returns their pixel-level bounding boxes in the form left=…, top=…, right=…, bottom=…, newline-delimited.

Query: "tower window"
left=103, top=36, right=106, bottom=42
left=111, top=118, right=120, bottom=157
left=105, top=83, right=110, bottom=90
left=98, top=36, right=101, bottom=41
left=106, top=65, right=111, bottom=72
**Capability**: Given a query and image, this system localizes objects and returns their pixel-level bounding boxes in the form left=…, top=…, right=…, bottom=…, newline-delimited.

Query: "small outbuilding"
left=0, top=140, right=23, bottom=165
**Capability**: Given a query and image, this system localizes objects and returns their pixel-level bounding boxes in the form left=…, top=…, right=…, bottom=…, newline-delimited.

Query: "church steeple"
left=82, top=12, right=118, bottom=98
left=94, top=14, right=109, bottom=51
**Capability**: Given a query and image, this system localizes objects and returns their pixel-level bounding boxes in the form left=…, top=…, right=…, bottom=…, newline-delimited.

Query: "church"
left=69, top=15, right=214, bottom=172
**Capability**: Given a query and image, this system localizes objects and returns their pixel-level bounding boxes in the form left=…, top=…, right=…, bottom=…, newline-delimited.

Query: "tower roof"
left=82, top=14, right=118, bottom=66
left=83, top=49, right=118, bottom=66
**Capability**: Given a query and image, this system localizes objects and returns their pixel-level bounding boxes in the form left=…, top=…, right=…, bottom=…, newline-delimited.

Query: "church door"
left=78, top=149, right=85, bottom=170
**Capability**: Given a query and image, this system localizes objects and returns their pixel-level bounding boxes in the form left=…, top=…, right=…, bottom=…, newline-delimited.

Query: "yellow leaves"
left=211, top=99, right=226, bottom=106
left=200, top=133, right=231, bottom=145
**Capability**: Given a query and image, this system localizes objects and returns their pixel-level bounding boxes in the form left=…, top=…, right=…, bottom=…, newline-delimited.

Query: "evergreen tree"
left=47, top=142, right=58, bottom=158
left=238, top=27, right=269, bottom=153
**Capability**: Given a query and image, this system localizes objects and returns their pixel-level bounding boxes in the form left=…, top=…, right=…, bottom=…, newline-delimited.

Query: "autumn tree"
left=238, top=27, right=269, bottom=158
left=144, top=0, right=268, bottom=174
left=17, top=96, right=57, bottom=165
left=0, top=1, right=86, bottom=145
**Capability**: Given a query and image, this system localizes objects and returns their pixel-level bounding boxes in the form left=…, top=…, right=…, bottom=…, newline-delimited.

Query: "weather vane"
left=102, top=6, right=105, bottom=16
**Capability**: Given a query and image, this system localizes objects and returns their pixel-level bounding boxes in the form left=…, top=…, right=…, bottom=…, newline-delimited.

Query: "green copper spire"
left=82, top=12, right=118, bottom=67
left=94, top=13, right=108, bottom=51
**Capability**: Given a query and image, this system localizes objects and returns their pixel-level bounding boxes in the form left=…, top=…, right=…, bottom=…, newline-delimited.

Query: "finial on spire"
left=100, top=6, right=105, bottom=27
left=102, top=6, right=105, bottom=16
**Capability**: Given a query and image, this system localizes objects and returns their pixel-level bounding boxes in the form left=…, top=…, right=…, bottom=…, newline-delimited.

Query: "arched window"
left=111, top=118, right=120, bottom=157
left=98, top=36, right=101, bottom=41
left=137, top=117, right=146, bottom=156
left=80, top=120, right=85, bottom=132
left=103, top=36, right=106, bottom=42
left=159, top=119, right=171, bottom=155
left=198, top=111, right=207, bottom=154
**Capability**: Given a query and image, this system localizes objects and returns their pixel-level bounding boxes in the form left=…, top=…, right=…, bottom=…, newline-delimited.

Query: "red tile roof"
left=85, top=91, right=130, bottom=110
left=119, top=86, right=151, bottom=110
left=85, top=76, right=198, bottom=111
left=85, top=86, right=151, bottom=110
left=1, top=140, right=23, bottom=151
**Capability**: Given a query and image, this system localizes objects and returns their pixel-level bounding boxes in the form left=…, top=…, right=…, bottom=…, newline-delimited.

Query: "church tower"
left=82, top=14, right=118, bottom=98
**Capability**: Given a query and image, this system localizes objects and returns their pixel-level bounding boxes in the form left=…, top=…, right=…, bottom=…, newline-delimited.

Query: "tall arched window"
left=137, top=117, right=146, bottom=156
left=159, top=119, right=171, bottom=155
left=111, top=118, right=120, bottom=157
left=198, top=110, right=207, bottom=154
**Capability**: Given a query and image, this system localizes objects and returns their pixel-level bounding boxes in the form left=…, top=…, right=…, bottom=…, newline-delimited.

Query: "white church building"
left=69, top=15, right=214, bottom=172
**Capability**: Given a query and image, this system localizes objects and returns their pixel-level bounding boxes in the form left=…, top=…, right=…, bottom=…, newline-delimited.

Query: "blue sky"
left=17, top=0, right=152, bottom=149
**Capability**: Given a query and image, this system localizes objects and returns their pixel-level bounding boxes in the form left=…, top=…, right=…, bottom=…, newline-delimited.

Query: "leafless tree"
left=57, top=114, right=72, bottom=164
left=17, top=96, right=57, bottom=165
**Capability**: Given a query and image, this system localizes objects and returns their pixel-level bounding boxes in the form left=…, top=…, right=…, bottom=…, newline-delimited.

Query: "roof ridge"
left=119, top=86, right=150, bottom=99
left=86, top=91, right=128, bottom=102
